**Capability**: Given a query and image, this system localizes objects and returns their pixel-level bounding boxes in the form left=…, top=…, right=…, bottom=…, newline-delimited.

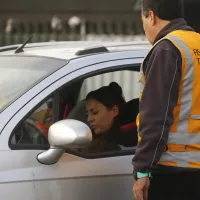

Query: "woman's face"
left=86, top=99, right=119, bottom=135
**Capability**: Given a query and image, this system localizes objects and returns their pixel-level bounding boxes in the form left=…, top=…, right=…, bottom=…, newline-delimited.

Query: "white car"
left=0, top=39, right=150, bottom=200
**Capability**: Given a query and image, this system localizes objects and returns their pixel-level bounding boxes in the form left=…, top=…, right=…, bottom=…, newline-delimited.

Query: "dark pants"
left=148, top=171, right=200, bottom=200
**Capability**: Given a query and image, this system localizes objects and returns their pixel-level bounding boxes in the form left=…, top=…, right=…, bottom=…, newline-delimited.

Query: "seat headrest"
left=67, top=100, right=88, bottom=124
left=121, top=98, right=139, bottom=124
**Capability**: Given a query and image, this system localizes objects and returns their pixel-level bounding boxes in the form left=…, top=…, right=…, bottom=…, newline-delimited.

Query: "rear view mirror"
left=38, top=119, right=92, bottom=165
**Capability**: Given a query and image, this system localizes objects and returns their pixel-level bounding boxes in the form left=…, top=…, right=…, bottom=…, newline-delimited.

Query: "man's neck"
left=153, top=19, right=170, bottom=44
left=158, top=20, right=171, bottom=33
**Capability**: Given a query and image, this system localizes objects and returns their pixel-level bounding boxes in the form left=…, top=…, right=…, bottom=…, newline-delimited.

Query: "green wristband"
left=137, top=172, right=151, bottom=178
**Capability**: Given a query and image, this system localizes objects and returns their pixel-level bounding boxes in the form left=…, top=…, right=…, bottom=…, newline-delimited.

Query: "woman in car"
left=84, top=82, right=126, bottom=153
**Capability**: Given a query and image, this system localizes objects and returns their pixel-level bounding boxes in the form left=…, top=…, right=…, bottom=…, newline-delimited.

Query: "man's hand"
left=133, top=177, right=150, bottom=200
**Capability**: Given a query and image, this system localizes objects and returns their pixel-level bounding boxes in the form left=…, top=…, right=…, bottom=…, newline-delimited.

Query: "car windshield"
left=0, top=56, right=67, bottom=112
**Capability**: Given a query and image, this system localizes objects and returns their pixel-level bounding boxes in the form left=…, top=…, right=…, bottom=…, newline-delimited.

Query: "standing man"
left=132, top=0, right=200, bottom=200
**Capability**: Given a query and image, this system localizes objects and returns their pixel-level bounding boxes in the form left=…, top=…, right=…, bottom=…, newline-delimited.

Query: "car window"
left=67, top=69, right=140, bottom=154
left=0, top=56, right=67, bottom=113
left=79, top=70, right=140, bottom=101
left=10, top=68, right=139, bottom=153
left=11, top=97, right=53, bottom=146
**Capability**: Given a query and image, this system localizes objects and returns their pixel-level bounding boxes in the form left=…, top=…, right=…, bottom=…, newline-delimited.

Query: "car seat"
left=117, top=98, right=139, bottom=147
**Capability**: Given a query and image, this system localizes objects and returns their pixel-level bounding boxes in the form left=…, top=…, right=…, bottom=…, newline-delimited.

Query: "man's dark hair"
left=141, top=0, right=184, bottom=21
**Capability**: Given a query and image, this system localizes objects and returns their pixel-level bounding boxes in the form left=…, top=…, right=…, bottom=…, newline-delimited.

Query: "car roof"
left=0, top=41, right=151, bottom=60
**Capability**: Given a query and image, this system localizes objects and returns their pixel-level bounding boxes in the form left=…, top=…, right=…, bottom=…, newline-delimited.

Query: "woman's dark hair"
left=141, top=0, right=184, bottom=21
left=86, top=82, right=126, bottom=116
left=86, top=82, right=126, bottom=140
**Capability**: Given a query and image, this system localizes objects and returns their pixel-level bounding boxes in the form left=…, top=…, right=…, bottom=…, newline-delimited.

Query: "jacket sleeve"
left=132, top=45, right=181, bottom=173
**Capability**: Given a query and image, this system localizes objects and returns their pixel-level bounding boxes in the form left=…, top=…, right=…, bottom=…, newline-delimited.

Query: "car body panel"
left=0, top=150, right=133, bottom=200
left=0, top=41, right=150, bottom=60
left=0, top=42, right=149, bottom=199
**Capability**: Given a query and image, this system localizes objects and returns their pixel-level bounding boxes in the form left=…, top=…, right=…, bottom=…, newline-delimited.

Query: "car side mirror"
left=37, top=119, right=92, bottom=165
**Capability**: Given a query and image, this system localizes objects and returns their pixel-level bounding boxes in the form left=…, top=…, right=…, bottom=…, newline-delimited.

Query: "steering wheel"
left=21, top=118, right=49, bottom=145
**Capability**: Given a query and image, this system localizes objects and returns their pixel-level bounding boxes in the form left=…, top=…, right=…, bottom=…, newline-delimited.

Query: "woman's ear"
left=112, top=105, right=119, bottom=117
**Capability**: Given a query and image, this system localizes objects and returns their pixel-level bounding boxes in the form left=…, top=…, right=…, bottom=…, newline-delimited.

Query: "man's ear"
left=112, top=105, right=119, bottom=117
left=149, top=10, right=156, bottom=26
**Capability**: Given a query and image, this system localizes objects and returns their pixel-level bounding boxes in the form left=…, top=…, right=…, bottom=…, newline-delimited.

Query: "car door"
left=1, top=54, right=143, bottom=200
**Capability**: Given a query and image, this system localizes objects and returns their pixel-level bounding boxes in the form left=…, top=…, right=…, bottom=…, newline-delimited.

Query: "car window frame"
left=5, top=58, right=142, bottom=157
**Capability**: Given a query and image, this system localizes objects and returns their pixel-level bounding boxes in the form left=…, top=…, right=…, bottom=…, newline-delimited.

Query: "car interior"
left=11, top=69, right=139, bottom=153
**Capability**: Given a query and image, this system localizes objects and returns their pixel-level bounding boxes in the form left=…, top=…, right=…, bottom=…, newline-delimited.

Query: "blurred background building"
left=0, top=0, right=199, bottom=46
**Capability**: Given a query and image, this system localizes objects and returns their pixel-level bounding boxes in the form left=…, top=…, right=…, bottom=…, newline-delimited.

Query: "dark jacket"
left=83, top=125, right=121, bottom=153
left=132, top=18, right=199, bottom=174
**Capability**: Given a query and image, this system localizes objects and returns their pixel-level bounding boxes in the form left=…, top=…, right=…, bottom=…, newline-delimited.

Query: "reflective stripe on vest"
left=167, top=34, right=193, bottom=133
left=159, top=152, right=200, bottom=167
left=168, top=133, right=200, bottom=145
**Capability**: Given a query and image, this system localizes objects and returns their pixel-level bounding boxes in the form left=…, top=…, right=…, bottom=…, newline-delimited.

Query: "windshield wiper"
left=15, top=34, right=34, bottom=54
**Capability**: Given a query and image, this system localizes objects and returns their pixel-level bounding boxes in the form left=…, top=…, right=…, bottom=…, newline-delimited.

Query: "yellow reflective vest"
left=137, top=30, right=200, bottom=168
